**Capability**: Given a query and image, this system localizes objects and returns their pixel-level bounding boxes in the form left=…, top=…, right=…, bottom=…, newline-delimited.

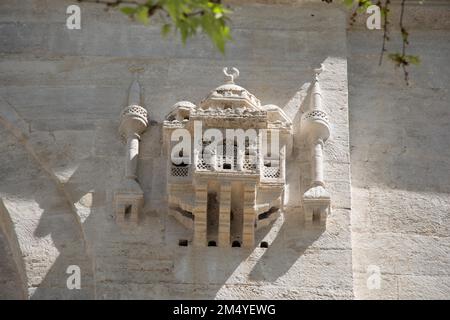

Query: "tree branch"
left=77, top=0, right=141, bottom=7
left=379, top=0, right=390, bottom=66
left=399, top=0, right=409, bottom=85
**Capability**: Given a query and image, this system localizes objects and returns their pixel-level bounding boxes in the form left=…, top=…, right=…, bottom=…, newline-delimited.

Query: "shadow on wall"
left=28, top=86, right=326, bottom=299
left=249, top=219, right=325, bottom=283
left=146, top=212, right=325, bottom=299
left=0, top=0, right=356, bottom=298
left=0, top=140, right=95, bottom=299
left=0, top=200, right=27, bottom=299
left=28, top=172, right=95, bottom=299
left=29, top=147, right=135, bottom=299
left=0, top=51, right=337, bottom=298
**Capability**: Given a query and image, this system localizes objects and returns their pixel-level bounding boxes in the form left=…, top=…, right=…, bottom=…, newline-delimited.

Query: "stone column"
left=242, top=183, right=256, bottom=248
left=193, top=184, right=208, bottom=246
left=210, top=149, right=217, bottom=171
left=311, top=139, right=324, bottom=186
left=218, top=183, right=231, bottom=247
left=257, top=132, right=264, bottom=175
left=280, top=145, right=286, bottom=180
left=193, top=148, right=199, bottom=170
left=125, top=132, right=141, bottom=180
left=236, top=148, right=244, bottom=171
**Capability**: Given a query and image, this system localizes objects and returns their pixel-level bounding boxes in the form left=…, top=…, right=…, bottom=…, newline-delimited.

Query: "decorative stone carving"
left=160, top=66, right=332, bottom=248
left=300, top=65, right=331, bottom=225
left=115, top=72, right=148, bottom=225
left=163, top=67, right=292, bottom=248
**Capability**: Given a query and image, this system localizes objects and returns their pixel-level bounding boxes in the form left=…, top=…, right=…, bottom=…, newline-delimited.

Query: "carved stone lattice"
left=243, top=158, right=257, bottom=171
left=171, top=166, right=189, bottom=177
left=196, top=158, right=212, bottom=171
left=303, top=110, right=329, bottom=123
left=263, top=166, right=281, bottom=179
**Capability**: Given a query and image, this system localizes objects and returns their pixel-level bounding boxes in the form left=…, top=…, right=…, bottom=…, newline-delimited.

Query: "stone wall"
left=0, top=0, right=448, bottom=300
left=0, top=0, right=352, bottom=299
left=348, top=0, right=450, bottom=299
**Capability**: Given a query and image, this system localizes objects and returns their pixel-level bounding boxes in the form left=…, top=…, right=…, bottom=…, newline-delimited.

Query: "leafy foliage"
left=80, top=0, right=421, bottom=84
left=325, top=0, right=421, bottom=85
left=388, top=53, right=421, bottom=67
left=78, top=0, right=232, bottom=53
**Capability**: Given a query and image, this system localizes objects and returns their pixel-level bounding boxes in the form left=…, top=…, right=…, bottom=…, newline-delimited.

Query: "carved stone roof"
left=164, top=68, right=294, bottom=132
left=199, top=67, right=261, bottom=110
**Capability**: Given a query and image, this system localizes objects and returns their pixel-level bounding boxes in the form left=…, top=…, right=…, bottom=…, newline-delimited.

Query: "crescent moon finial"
left=223, top=67, right=240, bottom=84
left=313, top=63, right=324, bottom=81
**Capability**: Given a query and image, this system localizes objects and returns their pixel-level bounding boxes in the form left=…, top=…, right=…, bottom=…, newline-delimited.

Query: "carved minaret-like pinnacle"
left=300, top=64, right=331, bottom=226
left=115, top=69, right=149, bottom=226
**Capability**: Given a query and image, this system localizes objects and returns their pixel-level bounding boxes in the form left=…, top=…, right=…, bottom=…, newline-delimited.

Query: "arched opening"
left=231, top=241, right=241, bottom=248
left=124, top=204, right=132, bottom=221
left=208, top=240, right=217, bottom=247
left=260, top=241, right=269, bottom=248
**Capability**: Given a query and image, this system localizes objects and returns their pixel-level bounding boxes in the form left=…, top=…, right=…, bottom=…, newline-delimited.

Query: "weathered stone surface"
left=0, top=0, right=448, bottom=300
left=348, top=1, right=450, bottom=299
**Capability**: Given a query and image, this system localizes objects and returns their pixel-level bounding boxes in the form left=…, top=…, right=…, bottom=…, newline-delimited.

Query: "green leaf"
left=161, top=23, right=172, bottom=36
left=136, top=6, right=149, bottom=25
left=120, top=7, right=136, bottom=16
left=120, top=0, right=233, bottom=54
left=406, top=55, right=421, bottom=65
left=165, top=0, right=179, bottom=19
left=178, top=21, right=189, bottom=44
left=343, top=0, right=354, bottom=7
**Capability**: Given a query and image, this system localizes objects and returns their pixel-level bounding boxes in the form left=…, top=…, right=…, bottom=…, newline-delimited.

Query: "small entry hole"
left=313, top=209, right=320, bottom=224
left=178, top=239, right=188, bottom=247
left=124, top=204, right=132, bottom=220
left=232, top=241, right=241, bottom=248
left=260, top=241, right=269, bottom=248
left=208, top=241, right=217, bottom=247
